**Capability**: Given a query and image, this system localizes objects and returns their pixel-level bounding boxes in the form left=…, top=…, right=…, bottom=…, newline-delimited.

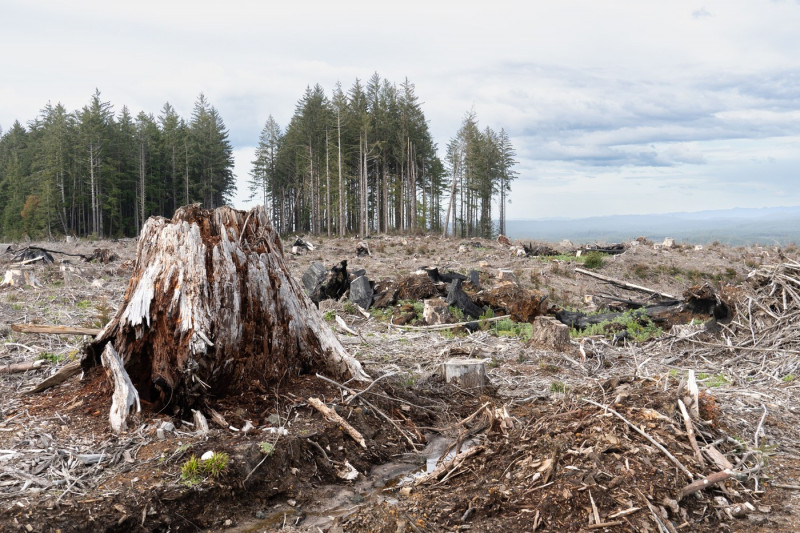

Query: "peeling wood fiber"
left=83, top=205, right=367, bottom=412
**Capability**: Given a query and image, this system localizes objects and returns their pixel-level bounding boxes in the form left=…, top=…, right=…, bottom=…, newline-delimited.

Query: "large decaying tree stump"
left=83, top=205, right=367, bottom=420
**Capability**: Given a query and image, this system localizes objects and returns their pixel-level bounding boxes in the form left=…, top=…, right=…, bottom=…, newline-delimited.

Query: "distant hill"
left=504, top=206, right=800, bottom=245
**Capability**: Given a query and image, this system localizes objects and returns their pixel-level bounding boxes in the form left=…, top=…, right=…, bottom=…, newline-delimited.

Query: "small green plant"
left=92, top=295, right=113, bottom=328
left=697, top=372, right=730, bottom=388
left=583, top=252, right=605, bottom=269
left=494, top=318, right=533, bottom=341
left=180, top=455, right=203, bottom=485
left=323, top=310, right=336, bottom=321
left=259, top=442, right=275, bottom=455
left=783, top=373, right=796, bottom=383
left=342, top=301, right=357, bottom=314
left=180, top=451, right=229, bottom=485
left=37, top=352, right=65, bottom=364
left=569, top=309, right=663, bottom=343
left=550, top=381, right=568, bottom=394
left=76, top=299, right=92, bottom=310
left=449, top=305, right=465, bottom=322
left=204, top=452, right=229, bottom=478
left=12, top=303, right=23, bottom=311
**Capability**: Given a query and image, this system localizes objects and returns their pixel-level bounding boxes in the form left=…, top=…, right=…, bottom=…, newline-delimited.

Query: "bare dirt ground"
left=1, top=234, right=799, bottom=532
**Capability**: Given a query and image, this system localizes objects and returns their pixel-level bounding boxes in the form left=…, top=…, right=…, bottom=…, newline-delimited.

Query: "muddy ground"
left=1, top=234, right=799, bottom=532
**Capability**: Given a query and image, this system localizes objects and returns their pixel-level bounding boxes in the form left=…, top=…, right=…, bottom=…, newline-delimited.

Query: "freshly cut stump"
left=83, top=205, right=367, bottom=416
left=441, top=358, right=487, bottom=390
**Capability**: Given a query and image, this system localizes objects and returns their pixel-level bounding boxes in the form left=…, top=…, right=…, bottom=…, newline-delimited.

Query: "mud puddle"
left=227, top=435, right=473, bottom=532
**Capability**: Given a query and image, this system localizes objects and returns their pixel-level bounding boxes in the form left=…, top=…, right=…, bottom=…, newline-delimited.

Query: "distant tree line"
left=249, top=73, right=518, bottom=238
left=0, top=90, right=234, bottom=239
left=0, top=79, right=518, bottom=240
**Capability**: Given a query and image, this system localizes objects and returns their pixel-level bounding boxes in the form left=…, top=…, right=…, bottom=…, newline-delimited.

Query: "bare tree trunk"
left=338, top=109, right=345, bottom=237
left=82, top=205, right=368, bottom=417
left=326, top=129, right=331, bottom=237
left=442, top=153, right=459, bottom=238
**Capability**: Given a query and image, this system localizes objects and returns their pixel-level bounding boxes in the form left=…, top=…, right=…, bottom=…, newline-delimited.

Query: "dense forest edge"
left=0, top=74, right=518, bottom=240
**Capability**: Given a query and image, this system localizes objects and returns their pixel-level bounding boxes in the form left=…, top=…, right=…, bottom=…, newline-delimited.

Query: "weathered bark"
left=82, top=205, right=367, bottom=415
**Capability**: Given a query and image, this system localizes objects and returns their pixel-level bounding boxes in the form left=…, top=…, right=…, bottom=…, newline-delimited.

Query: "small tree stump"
left=529, top=316, right=572, bottom=352
left=441, top=359, right=486, bottom=390
left=82, top=205, right=367, bottom=416
left=1, top=269, right=41, bottom=288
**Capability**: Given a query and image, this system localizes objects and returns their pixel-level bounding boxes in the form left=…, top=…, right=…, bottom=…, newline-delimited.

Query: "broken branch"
left=583, top=398, right=694, bottom=480
left=307, top=397, right=367, bottom=449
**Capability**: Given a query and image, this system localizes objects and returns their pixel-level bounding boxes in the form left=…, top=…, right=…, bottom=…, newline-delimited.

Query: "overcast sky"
left=2, top=0, right=799, bottom=220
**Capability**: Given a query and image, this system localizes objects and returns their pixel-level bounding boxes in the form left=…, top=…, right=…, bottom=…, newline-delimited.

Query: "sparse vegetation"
left=570, top=309, right=663, bottom=342
left=180, top=452, right=229, bottom=486
left=582, top=251, right=605, bottom=269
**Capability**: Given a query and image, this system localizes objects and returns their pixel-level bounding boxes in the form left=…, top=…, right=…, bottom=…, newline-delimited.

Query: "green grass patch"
left=180, top=452, right=229, bottom=486
left=493, top=318, right=533, bottom=341
left=569, top=309, right=663, bottom=342
left=697, top=372, right=730, bottom=388
left=37, top=352, right=66, bottom=364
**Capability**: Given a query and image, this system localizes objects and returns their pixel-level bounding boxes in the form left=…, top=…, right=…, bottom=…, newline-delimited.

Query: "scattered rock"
left=349, top=275, right=374, bottom=310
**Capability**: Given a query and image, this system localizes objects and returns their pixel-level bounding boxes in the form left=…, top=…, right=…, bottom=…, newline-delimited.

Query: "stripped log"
left=12, top=324, right=102, bottom=336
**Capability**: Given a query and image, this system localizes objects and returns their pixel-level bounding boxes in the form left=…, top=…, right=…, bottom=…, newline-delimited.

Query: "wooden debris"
left=11, top=324, right=102, bottom=336
left=307, top=397, right=367, bottom=449
left=192, top=410, right=209, bottom=435
left=679, top=469, right=735, bottom=499
left=25, top=361, right=82, bottom=394
left=415, top=445, right=484, bottom=485
left=101, top=343, right=140, bottom=433
left=441, top=358, right=487, bottom=390
left=678, top=398, right=704, bottom=466
left=0, top=360, right=45, bottom=374
left=1, top=269, right=42, bottom=288
left=81, top=205, right=367, bottom=418
left=583, top=399, right=694, bottom=481
left=575, top=267, right=677, bottom=300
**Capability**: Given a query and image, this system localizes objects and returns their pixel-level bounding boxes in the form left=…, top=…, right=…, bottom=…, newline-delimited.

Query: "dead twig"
left=583, top=398, right=694, bottom=480
left=307, top=397, right=367, bottom=449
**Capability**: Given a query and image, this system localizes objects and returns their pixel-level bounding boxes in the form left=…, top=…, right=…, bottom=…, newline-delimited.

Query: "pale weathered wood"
left=101, top=343, right=140, bottom=433
left=0, top=360, right=45, bottom=374
left=1, top=269, right=41, bottom=288
left=441, top=359, right=487, bottom=389
left=679, top=469, right=735, bottom=499
left=11, top=324, right=102, bottom=336
left=575, top=267, right=676, bottom=300
left=82, top=205, right=367, bottom=414
left=25, top=361, right=82, bottom=394
left=307, top=397, right=367, bottom=449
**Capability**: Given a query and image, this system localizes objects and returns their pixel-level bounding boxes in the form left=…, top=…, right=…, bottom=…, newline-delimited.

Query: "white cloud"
left=3, top=0, right=800, bottom=219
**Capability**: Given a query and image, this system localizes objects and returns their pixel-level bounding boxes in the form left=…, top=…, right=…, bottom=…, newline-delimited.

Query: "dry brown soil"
left=0, top=235, right=799, bottom=532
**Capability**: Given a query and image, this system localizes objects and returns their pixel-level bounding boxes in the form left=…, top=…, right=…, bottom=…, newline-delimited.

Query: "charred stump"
left=82, top=205, right=367, bottom=419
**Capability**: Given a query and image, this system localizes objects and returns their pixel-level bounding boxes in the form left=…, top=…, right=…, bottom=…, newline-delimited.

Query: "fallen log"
left=25, top=361, right=82, bottom=394
left=555, top=303, right=685, bottom=330
left=575, top=268, right=677, bottom=300
left=81, top=205, right=368, bottom=419
left=12, top=324, right=102, bottom=336
left=0, top=360, right=45, bottom=374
